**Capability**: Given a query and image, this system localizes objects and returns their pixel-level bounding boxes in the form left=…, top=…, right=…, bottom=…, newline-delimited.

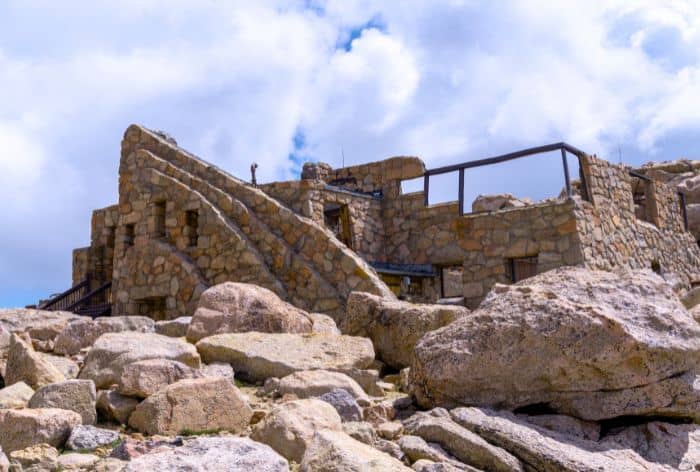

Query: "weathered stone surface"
left=450, top=407, right=661, bottom=472
left=404, top=411, right=523, bottom=472
left=110, top=437, right=183, bottom=461
left=411, top=268, right=700, bottom=417
left=373, top=437, right=406, bottom=461
left=198, top=361, right=234, bottom=381
left=196, top=332, right=374, bottom=381
left=308, top=312, right=340, bottom=335
left=154, top=316, right=191, bottom=337
left=8, top=443, right=59, bottom=471
left=54, top=316, right=155, bottom=356
left=79, top=332, right=200, bottom=388
left=128, top=377, right=253, bottom=435
left=377, top=421, right=404, bottom=440
left=66, top=425, right=120, bottom=452
left=124, top=436, right=289, bottom=472
left=342, top=292, right=467, bottom=369
left=186, top=282, right=314, bottom=342
left=343, top=421, right=377, bottom=445
left=0, top=408, right=82, bottom=453
left=42, top=353, right=79, bottom=379
left=4, top=334, right=64, bottom=389
left=28, top=379, right=97, bottom=425
left=57, top=452, right=100, bottom=470
left=0, top=381, right=34, bottom=409
left=118, top=358, right=199, bottom=398
left=471, top=193, right=531, bottom=212
left=600, top=421, right=700, bottom=470
left=252, top=398, right=342, bottom=462
left=319, top=388, right=363, bottom=422
left=520, top=414, right=600, bottom=441
left=300, top=429, right=412, bottom=471
left=96, top=390, right=139, bottom=425
left=278, top=369, right=368, bottom=401
left=0, top=309, right=79, bottom=347
left=398, top=435, right=459, bottom=466
left=0, top=447, right=7, bottom=472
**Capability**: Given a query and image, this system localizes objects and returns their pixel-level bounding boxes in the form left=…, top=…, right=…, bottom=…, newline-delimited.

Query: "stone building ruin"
left=56, top=125, right=700, bottom=319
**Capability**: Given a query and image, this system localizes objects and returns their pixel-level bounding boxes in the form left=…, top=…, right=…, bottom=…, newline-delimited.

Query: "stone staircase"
left=118, top=125, right=394, bottom=319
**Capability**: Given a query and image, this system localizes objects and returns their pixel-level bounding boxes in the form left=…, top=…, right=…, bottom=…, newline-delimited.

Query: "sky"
left=2, top=0, right=700, bottom=307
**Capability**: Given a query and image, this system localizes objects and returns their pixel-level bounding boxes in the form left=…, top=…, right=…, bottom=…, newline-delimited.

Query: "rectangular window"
left=124, top=224, right=135, bottom=247
left=136, top=296, right=167, bottom=321
left=154, top=201, right=166, bottom=238
left=505, top=255, right=539, bottom=283
left=323, top=204, right=353, bottom=248
left=185, top=210, right=199, bottom=247
left=630, top=177, right=658, bottom=226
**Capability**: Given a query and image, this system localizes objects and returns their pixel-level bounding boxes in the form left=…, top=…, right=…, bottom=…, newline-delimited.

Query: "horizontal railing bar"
left=628, top=170, right=652, bottom=182
left=40, top=279, right=89, bottom=310
left=424, top=142, right=586, bottom=177
left=65, top=281, right=112, bottom=312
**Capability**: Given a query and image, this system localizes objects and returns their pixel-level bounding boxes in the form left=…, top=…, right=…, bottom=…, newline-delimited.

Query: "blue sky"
left=2, top=0, right=700, bottom=307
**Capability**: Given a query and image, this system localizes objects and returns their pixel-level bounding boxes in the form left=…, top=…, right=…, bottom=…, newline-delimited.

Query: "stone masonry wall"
left=71, top=247, right=88, bottom=286
left=576, top=155, right=700, bottom=290
left=107, top=125, right=394, bottom=320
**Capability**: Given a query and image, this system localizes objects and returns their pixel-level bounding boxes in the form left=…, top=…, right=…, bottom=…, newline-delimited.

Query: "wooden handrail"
left=66, top=281, right=112, bottom=312
left=39, top=279, right=90, bottom=310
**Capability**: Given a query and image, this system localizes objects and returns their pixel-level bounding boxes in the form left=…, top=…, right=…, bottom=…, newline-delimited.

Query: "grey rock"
left=124, top=436, right=288, bottom=472
left=66, top=425, right=120, bottom=451
left=319, top=388, right=363, bottom=422
left=28, top=379, right=97, bottom=425
left=54, top=316, right=155, bottom=356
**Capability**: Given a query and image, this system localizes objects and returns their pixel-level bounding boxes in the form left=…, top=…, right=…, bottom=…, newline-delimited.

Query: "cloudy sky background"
left=2, top=0, right=700, bottom=307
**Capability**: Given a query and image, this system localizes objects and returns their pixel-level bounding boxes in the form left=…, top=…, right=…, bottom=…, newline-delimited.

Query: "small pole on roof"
left=341, top=145, right=345, bottom=168
left=618, top=145, right=623, bottom=164
left=250, top=163, right=258, bottom=186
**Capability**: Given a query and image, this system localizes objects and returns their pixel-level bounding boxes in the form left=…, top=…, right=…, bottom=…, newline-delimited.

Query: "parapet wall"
left=576, top=155, right=700, bottom=288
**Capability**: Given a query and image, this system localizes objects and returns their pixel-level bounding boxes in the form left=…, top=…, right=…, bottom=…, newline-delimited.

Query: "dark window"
left=651, top=260, right=661, bottom=274
left=154, top=201, right=166, bottom=238
left=506, top=255, right=539, bottom=283
left=323, top=204, right=352, bottom=248
left=136, top=296, right=167, bottom=321
left=124, top=224, right=135, bottom=247
left=185, top=210, right=199, bottom=247
left=630, top=177, right=658, bottom=226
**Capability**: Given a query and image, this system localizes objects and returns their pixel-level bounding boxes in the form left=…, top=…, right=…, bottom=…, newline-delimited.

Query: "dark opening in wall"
left=154, top=201, right=167, bottom=238
left=651, top=260, right=662, bottom=274
left=136, top=296, right=167, bottom=321
left=124, top=224, right=135, bottom=247
left=440, top=265, right=464, bottom=298
left=630, top=177, right=658, bottom=227
left=505, top=255, right=539, bottom=283
left=185, top=210, right=199, bottom=247
left=323, top=204, right=352, bottom=248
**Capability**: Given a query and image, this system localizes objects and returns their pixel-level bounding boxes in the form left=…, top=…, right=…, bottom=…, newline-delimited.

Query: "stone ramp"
left=118, top=125, right=393, bottom=319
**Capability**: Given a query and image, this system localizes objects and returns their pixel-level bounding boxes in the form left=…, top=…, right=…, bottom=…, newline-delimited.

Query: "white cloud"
left=3, top=0, right=700, bottom=305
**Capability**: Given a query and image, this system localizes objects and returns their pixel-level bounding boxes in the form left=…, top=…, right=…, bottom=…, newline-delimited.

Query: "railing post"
left=423, top=173, right=430, bottom=207
left=458, top=168, right=465, bottom=216
left=561, top=148, right=572, bottom=198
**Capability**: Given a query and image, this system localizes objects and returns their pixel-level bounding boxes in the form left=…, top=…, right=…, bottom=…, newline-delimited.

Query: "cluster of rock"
left=1, top=272, right=700, bottom=470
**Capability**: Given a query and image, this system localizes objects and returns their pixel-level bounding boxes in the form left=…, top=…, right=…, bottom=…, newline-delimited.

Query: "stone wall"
left=71, top=247, right=88, bottom=286
left=106, top=125, right=393, bottom=320
left=576, top=155, right=700, bottom=289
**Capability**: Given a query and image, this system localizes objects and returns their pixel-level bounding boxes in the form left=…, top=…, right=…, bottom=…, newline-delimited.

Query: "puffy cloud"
left=2, top=0, right=700, bottom=305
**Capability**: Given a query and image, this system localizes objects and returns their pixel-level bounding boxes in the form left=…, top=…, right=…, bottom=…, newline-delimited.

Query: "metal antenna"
left=618, top=145, right=623, bottom=164
left=341, top=146, right=345, bottom=168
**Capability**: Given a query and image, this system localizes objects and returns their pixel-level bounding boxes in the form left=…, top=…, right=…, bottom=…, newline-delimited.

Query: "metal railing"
left=39, top=279, right=90, bottom=311
left=422, top=142, right=589, bottom=216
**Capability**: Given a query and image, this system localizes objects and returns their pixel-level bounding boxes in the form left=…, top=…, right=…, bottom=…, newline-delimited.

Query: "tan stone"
left=128, top=377, right=252, bottom=435
left=0, top=408, right=82, bottom=453
left=96, top=390, right=138, bottom=425
left=0, top=381, right=34, bottom=409
left=8, top=443, right=59, bottom=471
left=118, top=358, right=199, bottom=398
left=4, top=334, right=64, bottom=390
left=28, top=379, right=97, bottom=425
left=252, top=398, right=342, bottom=462
left=277, top=369, right=368, bottom=401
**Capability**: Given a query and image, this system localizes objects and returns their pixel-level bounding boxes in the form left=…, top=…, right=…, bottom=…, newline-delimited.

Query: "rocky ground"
left=0, top=271, right=699, bottom=471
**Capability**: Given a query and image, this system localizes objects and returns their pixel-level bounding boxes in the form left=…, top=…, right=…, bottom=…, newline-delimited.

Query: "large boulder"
left=154, top=317, right=191, bottom=338
left=0, top=309, right=79, bottom=351
left=252, top=398, right=342, bottom=462
left=196, top=332, right=374, bottom=381
left=4, top=334, right=64, bottom=389
left=410, top=268, right=700, bottom=417
left=341, top=292, right=467, bottom=369
left=66, top=425, right=120, bottom=452
left=124, top=437, right=288, bottom=472
left=96, top=390, right=139, bottom=425
left=79, top=332, right=200, bottom=389
left=0, top=382, right=34, bottom=409
left=128, top=377, right=253, bottom=435
left=28, top=379, right=97, bottom=425
left=8, top=443, right=59, bottom=471
left=0, top=408, right=82, bottom=453
left=300, top=429, right=412, bottom=471
left=278, top=369, right=368, bottom=401
left=54, top=316, right=155, bottom=356
left=118, top=359, right=200, bottom=398
left=450, top=407, right=674, bottom=471
left=471, top=194, right=531, bottom=213
left=186, top=282, right=314, bottom=342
